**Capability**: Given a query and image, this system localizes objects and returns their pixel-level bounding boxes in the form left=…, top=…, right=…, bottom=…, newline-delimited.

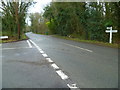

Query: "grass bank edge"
left=0, top=34, right=28, bottom=43
left=52, top=35, right=119, bottom=48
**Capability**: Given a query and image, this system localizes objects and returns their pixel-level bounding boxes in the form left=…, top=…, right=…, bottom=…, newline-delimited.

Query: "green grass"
left=21, top=34, right=28, bottom=40
left=0, top=34, right=28, bottom=43
left=53, top=35, right=119, bottom=48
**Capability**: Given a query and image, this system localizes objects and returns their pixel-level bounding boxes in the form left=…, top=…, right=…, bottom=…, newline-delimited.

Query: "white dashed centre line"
left=29, top=39, right=79, bottom=89
left=51, top=63, right=59, bottom=69
left=27, top=40, right=32, bottom=48
left=42, top=53, right=48, bottom=57
left=40, top=50, right=44, bottom=53
left=62, top=42, right=93, bottom=52
left=67, top=84, right=78, bottom=89
left=56, top=70, right=69, bottom=80
left=38, top=48, right=42, bottom=51
left=46, top=58, right=54, bottom=63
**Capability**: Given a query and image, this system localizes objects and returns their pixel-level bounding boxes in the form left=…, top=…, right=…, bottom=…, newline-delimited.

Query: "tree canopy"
left=0, top=0, right=34, bottom=39
left=43, top=2, right=120, bottom=43
left=29, top=13, right=48, bottom=34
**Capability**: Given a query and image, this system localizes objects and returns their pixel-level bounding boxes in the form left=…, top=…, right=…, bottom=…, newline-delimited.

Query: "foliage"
left=29, top=13, right=48, bottom=34
left=43, top=2, right=119, bottom=43
left=0, top=0, right=34, bottom=39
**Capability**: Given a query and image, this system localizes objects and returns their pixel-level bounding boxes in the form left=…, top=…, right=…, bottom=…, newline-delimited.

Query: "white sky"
left=28, top=0, right=52, bottom=13
left=26, top=0, right=52, bottom=25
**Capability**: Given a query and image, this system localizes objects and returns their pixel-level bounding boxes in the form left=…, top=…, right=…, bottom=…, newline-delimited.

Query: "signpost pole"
left=105, top=27, right=117, bottom=43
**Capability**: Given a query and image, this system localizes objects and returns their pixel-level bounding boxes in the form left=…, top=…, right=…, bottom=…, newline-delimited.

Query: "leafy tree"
left=0, top=0, right=34, bottom=39
left=29, top=13, right=48, bottom=34
left=43, top=2, right=119, bottom=43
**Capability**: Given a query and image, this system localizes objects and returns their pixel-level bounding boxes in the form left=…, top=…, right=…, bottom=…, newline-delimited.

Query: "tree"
left=29, top=13, right=48, bottom=34
left=0, top=0, right=34, bottom=39
left=43, top=2, right=119, bottom=43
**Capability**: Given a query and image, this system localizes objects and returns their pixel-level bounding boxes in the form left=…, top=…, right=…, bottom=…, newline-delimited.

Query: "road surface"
left=1, top=32, right=118, bottom=88
left=1, top=40, right=70, bottom=88
left=26, top=32, right=118, bottom=88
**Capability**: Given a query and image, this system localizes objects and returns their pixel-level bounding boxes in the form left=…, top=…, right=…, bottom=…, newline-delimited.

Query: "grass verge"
left=52, top=35, right=119, bottom=48
left=0, top=34, right=28, bottom=43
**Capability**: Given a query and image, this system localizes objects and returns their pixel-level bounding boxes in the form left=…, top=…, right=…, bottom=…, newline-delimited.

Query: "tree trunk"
left=18, top=20, right=20, bottom=39
left=15, top=2, right=20, bottom=39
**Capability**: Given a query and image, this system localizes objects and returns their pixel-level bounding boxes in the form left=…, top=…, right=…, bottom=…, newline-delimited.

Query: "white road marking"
left=27, top=40, right=32, bottom=48
left=29, top=39, right=49, bottom=58
left=40, top=50, right=44, bottom=53
left=56, top=70, right=69, bottom=80
left=42, top=53, right=48, bottom=57
left=0, top=44, right=1, bottom=46
left=0, top=47, right=32, bottom=50
left=67, top=84, right=78, bottom=89
left=46, top=58, right=54, bottom=63
left=29, top=39, right=44, bottom=53
left=29, top=39, right=79, bottom=89
left=62, top=42, right=93, bottom=52
left=38, top=48, right=42, bottom=51
left=51, top=63, right=59, bottom=69
left=29, top=39, right=39, bottom=48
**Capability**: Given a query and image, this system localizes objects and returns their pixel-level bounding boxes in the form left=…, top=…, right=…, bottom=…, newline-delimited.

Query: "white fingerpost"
left=106, top=27, right=117, bottom=43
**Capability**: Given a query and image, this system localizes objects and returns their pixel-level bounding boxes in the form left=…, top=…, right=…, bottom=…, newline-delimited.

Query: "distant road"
left=26, top=32, right=118, bottom=88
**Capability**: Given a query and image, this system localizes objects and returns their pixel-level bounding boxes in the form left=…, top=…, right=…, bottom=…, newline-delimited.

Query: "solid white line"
left=62, top=42, right=93, bottom=52
left=46, top=58, right=54, bottom=63
left=56, top=70, right=69, bottom=80
left=42, top=53, right=48, bottom=57
left=51, top=63, right=59, bottom=69
left=67, top=84, right=78, bottom=89
left=27, top=40, right=32, bottom=48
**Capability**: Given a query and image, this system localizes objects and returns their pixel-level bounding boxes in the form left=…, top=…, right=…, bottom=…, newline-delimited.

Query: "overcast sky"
left=26, top=0, right=52, bottom=25
left=28, top=0, right=52, bottom=13
left=0, top=0, right=52, bottom=13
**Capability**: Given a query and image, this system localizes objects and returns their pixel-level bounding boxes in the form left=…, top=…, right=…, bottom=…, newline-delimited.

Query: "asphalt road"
left=2, top=40, right=69, bottom=88
left=26, top=32, right=118, bottom=88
